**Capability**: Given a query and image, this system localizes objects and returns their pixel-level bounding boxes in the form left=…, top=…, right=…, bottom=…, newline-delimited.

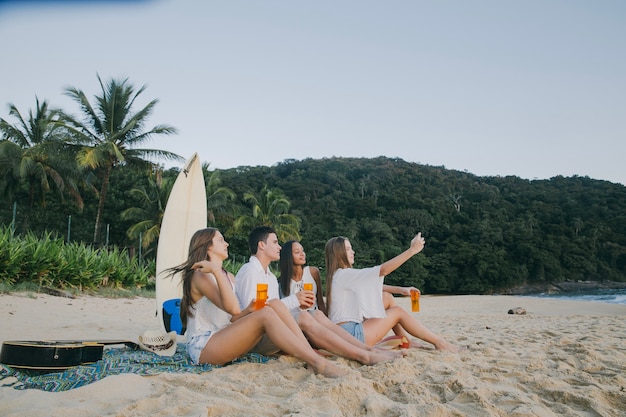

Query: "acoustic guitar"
left=0, top=340, right=138, bottom=371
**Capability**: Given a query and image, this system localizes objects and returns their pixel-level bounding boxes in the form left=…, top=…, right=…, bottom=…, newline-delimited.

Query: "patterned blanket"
left=0, top=344, right=271, bottom=392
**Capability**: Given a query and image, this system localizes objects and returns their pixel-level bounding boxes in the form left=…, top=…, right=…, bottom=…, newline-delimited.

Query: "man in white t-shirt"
left=235, top=226, right=401, bottom=365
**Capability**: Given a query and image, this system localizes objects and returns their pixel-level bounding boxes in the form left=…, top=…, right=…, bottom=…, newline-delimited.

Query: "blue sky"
left=1, top=0, right=625, bottom=185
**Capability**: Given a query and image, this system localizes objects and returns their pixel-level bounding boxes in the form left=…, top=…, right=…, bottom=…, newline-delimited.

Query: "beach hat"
left=138, top=330, right=178, bottom=356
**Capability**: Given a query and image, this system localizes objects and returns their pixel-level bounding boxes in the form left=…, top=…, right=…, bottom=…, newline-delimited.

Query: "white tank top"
left=185, top=274, right=233, bottom=338
left=289, top=266, right=318, bottom=311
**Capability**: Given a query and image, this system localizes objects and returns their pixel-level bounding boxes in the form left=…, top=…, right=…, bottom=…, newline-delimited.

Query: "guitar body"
left=0, top=340, right=137, bottom=371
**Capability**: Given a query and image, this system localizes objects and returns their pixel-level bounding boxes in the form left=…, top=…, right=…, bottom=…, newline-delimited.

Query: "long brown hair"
left=324, top=236, right=351, bottom=317
left=165, top=228, right=219, bottom=327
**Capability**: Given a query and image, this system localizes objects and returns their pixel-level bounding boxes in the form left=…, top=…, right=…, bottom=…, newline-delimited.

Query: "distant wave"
left=527, top=289, right=626, bottom=305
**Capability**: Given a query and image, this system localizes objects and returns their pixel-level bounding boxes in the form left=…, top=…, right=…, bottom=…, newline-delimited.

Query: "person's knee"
left=298, top=311, right=313, bottom=325
left=388, top=305, right=405, bottom=318
left=298, top=312, right=319, bottom=332
left=267, top=299, right=286, bottom=311
left=383, top=291, right=396, bottom=308
left=313, top=310, right=328, bottom=322
left=257, top=306, right=278, bottom=321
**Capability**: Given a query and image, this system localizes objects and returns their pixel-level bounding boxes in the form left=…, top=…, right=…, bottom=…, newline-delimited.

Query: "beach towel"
left=0, top=344, right=272, bottom=392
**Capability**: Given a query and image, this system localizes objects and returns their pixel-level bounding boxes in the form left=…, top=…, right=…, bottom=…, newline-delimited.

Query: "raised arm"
left=192, top=260, right=241, bottom=315
left=379, top=232, right=426, bottom=277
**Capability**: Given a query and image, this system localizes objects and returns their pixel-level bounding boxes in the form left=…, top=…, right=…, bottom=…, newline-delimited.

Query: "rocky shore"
left=498, top=280, right=626, bottom=295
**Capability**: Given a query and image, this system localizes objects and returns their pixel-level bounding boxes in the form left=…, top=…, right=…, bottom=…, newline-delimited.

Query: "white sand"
left=1, top=292, right=625, bottom=417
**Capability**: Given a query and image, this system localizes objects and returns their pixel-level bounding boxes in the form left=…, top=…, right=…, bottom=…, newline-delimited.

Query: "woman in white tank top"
left=164, top=228, right=348, bottom=378
left=276, top=240, right=405, bottom=364
left=278, top=241, right=326, bottom=314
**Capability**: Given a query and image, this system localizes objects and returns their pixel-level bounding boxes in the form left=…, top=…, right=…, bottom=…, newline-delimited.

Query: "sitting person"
left=235, top=227, right=402, bottom=366
left=164, top=227, right=347, bottom=378
left=324, top=232, right=461, bottom=352
left=277, top=240, right=326, bottom=313
left=280, top=239, right=424, bottom=348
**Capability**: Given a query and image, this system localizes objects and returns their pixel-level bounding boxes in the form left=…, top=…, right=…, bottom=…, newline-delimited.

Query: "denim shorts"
left=339, top=322, right=365, bottom=343
left=186, top=330, right=213, bottom=365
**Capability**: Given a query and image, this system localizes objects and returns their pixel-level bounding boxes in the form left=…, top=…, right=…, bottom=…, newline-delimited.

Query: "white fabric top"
left=185, top=274, right=233, bottom=339
left=287, top=266, right=318, bottom=312
left=234, top=256, right=293, bottom=309
left=327, top=265, right=386, bottom=324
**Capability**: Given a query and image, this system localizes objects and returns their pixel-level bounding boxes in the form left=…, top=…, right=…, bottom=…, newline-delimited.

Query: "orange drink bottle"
left=303, top=283, right=313, bottom=291
left=255, top=283, right=268, bottom=309
left=410, top=289, right=420, bottom=312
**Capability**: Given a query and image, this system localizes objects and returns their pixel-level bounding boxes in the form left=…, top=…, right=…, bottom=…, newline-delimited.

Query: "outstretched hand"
left=409, top=232, right=426, bottom=254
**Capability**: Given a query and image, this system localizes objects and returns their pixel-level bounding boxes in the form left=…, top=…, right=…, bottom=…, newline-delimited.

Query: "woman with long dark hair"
left=278, top=240, right=326, bottom=314
left=278, top=240, right=404, bottom=361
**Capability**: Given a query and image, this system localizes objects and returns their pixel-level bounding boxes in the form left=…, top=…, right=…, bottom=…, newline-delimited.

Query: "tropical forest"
left=1, top=76, right=625, bottom=295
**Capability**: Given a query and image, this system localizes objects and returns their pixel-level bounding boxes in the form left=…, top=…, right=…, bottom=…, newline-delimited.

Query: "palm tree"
left=0, top=98, right=83, bottom=231
left=121, top=168, right=172, bottom=253
left=233, top=185, right=301, bottom=242
left=62, top=74, right=182, bottom=244
left=203, top=163, right=236, bottom=225
left=123, top=164, right=237, bottom=254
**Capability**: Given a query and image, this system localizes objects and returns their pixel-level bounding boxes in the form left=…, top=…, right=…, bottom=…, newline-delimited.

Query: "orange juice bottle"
left=255, top=283, right=268, bottom=309
left=410, top=289, right=420, bottom=312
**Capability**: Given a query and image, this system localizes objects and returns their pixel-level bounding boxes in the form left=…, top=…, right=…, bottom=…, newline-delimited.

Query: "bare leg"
left=266, top=299, right=310, bottom=346
left=362, top=306, right=460, bottom=352
left=311, top=310, right=403, bottom=358
left=383, top=292, right=427, bottom=348
left=298, top=313, right=399, bottom=365
left=199, top=308, right=347, bottom=378
left=383, top=291, right=409, bottom=338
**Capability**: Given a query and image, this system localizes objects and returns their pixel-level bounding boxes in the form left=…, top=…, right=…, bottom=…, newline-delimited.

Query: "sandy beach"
left=1, top=292, right=625, bottom=417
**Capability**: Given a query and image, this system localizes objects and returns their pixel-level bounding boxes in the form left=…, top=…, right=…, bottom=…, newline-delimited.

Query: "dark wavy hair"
left=164, top=227, right=219, bottom=327
left=278, top=240, right=298, bottom=297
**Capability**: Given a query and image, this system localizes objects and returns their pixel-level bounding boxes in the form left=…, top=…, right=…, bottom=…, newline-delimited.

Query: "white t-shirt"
left=327, top=265, right=386, bottom=324
left=234, top=256, right=300, bottom=313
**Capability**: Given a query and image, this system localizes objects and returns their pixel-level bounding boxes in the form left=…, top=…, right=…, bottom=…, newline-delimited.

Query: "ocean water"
left=526, top=288, right=626, bottom=306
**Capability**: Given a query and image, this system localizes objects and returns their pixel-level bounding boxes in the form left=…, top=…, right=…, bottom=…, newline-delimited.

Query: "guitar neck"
left=52, top=340, right=139, bottom=348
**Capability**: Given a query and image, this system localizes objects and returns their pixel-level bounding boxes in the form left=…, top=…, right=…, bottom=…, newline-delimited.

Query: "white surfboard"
left=155, top=153, right=207, bottom=334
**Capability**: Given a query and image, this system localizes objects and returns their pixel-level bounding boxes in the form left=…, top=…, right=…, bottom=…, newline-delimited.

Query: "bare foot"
left=311, top=358, right=349, bottom=378
left=435, top=340, right=463, bottom=352
left=364, top=349, right=402, bottom=365
left=314, top=349, right=334, bottom=357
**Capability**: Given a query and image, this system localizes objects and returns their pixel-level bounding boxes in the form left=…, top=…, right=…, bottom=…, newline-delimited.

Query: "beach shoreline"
left=1, top=292, right=625, bottom=417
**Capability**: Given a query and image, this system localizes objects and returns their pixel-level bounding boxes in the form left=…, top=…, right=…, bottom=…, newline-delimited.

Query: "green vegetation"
left=216, top=157, right=626, bottom=294
left=0, top=226, right=153, bottom=291
left=3, top=157, right=624, bottom=295
left=1, top=77, right=625, bottom=295
left=61, top=75, right=181, bottom=244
